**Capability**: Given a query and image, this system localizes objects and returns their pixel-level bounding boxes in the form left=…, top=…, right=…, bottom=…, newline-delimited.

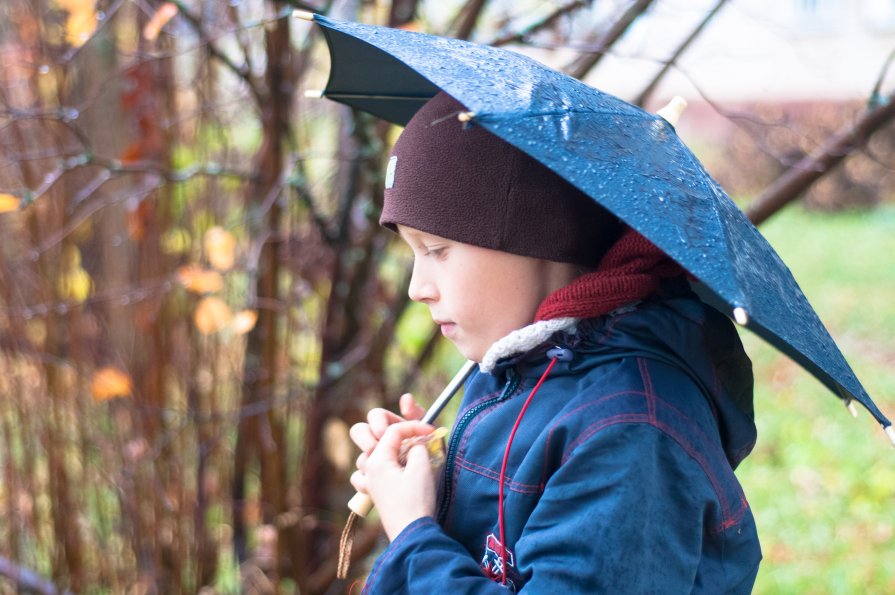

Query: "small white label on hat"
left=385, top=156, right=398, bottom=189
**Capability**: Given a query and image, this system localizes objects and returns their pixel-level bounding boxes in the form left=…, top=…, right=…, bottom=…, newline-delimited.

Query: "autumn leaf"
left=230, top=310, right=258, bottom=335
left=398, top=21, right=422, bottom=32
left=91, top=366, right=133, bottom=402
left=194, top=296, right=233, bottom=334
left=0, top=193, right=20, bottom=213
left=177, top=265, right=223, bottom=294
left=204, top=227, right=236, bottom=271
left=58, top=268, right=93, bottom=303
left=161, top=227, right=191, bottom=255
left=55, top=0, right=98, bottom=47
left=323, top=418, right=353, bottom=472
left=143, top=2, right=178, bottom=41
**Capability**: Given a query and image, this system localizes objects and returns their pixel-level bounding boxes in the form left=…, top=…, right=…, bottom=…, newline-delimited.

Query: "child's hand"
left=351, top=421, right=439, bottom=541
left=349, top=393, right=426, bottom=480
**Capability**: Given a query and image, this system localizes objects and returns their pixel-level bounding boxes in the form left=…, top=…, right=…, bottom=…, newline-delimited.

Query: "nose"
left=407, top=259, right=437, bottom=303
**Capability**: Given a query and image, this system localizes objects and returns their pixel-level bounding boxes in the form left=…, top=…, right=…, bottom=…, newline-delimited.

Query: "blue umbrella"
left=296, top=12, right=893, bottom=444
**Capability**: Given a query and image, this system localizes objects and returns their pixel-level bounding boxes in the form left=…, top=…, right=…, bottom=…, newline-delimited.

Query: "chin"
left=453, top=342, right=484, bottom=364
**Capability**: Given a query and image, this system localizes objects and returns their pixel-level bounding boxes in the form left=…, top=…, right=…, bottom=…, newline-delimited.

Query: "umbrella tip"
left=457, top=111, right=475, bottom=123
left=293, top=10, right=316, bottom=21
left=885, top=425, right=895, bottom=447
left=657, top=96, right=688, bottom=127
left=304, top=89, right=324, bottom=99
left=732, top=307, right=749, bottom=326
left=845, top=399, right=858, bottom=418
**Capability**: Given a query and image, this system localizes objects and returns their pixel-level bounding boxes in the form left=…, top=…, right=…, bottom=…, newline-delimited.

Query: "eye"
left=424, top=246, right=447, bottom=259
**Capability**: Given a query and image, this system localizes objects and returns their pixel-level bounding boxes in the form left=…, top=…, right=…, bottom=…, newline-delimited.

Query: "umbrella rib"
left=475, top=107, right=650, bottom=121
left=322, top=92, right=430, bottom=101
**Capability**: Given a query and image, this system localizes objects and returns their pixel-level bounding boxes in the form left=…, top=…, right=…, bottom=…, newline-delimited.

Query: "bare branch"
left=634, top=0, right=728, bottom=107
left=169, top=0, right=264, bottom=103
left=452, top=0, right=490, bottom=41
left=869, top=46, right=895, bottom=108
left=490, top=0, right=588, bottom=47
left=745, top=88, right=895, bottom=225
left=564, top=0, right=656, bottom=80
left=0, top=554, right=73, bottom=595
left=57, top=0, right=126, bottom=65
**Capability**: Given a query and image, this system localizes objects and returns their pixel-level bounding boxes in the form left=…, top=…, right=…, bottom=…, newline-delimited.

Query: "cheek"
left=465, top=275, right=539, bottom=336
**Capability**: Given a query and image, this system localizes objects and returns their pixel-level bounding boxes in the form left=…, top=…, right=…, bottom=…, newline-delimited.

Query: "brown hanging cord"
left=336, top=428, right=450, bottom=579
left=337, top=511, right=360, bottom=580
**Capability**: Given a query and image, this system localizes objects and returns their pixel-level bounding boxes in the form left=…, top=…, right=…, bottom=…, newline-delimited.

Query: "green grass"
left=737, top=206, right=895, bottom=594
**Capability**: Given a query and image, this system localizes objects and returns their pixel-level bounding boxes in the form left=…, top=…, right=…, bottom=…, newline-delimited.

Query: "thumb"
left=403, top=442, right=433, bottom=473
left=399, top=393, right=426, bottom=421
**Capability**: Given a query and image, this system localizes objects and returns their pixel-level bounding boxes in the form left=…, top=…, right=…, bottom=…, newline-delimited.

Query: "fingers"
left=367, top=407, right=406, bottom=438
left=403, top=440, right=432, bottom=472
left=399, top=393, right=426, bottom=421
left=367, top=421, right=434, bottom=465
left=349, top=395, right=425, bottom=454
left=349, top=469, right=368, bottom=494
left=349, top=421, right=378, bottom=453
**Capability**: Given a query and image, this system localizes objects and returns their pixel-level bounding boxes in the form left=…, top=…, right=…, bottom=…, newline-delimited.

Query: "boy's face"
left=397, top=225, right=576, bottom=363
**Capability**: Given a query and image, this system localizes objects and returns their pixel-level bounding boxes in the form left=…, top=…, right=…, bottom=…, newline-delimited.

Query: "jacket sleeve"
left=362, top=422, right=752, bottom=593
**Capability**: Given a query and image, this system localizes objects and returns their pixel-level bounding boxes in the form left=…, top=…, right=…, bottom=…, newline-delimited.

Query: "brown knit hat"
left=380, top=92, right=620, bottom=268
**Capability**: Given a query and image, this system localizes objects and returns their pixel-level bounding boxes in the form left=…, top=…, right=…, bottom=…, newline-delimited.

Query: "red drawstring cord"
left=497, top=357, right=558, bottom=585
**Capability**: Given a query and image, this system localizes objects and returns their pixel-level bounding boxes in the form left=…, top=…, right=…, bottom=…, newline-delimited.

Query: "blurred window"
left=783, top=0, right=845, bottom=33
left=861, top=0, right=895, bottom=32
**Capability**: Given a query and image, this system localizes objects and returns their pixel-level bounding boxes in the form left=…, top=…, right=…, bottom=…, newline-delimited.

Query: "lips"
left=434, top=319, right=456, bottom=337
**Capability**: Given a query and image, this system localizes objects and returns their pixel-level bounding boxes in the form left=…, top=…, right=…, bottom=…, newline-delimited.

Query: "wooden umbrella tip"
left=885, top=424, right=895, bottom=446
left=293, top=10, right=316, bottom=21
left=657, top=96, right=688, bottom=127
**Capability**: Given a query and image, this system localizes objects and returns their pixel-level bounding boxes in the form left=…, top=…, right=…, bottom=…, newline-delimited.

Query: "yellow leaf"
left=0, top=193, right=20, bottom=213
left=161, top=227, right=191, bottom=255
left=55, top=0, right=98, bottom=47
left=230, top=310, right=258, bottom=335
left=194, top=296, right=232, bottom=334
left=143, top=2, right=178, bottom=41
left=177, top=265, right=223, bottom=294
left=323, top=418, right=352, bottom=472
left=57, top=267, right=93, bottom=303
left=91, top=366, right=133, bottom=402
left=204, top=227, right=236, bottom=271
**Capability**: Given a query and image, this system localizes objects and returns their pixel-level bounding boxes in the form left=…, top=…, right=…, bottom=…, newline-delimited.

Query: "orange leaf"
left=0, top=193, right=20, bottom=213
left=91, top=366, right=133, bottom=402
left=194, top=296, right=232, bottom=334
left=119, top=141, right=144, bottom=165
left=204, top=227, right=236, bottom=271
left=177, top=265, right=223, bottom=294
left=398, top=21, right=422, bottom=32
left=143, top=2, right=178, bottom=41
left=55, top=0, right=98, bottom=47
left=230, top=310, right=258, bottom=335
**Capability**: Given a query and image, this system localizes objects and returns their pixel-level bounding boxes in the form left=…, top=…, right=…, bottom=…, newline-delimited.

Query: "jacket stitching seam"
left=564, top=416, right=745, bottom=533
left=455, top=456, right=543, bottom=493
left=638, top=357, right=657, bottom=423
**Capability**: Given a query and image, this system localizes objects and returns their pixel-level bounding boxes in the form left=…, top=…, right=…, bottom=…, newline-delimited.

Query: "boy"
left=349, top=92, right=761, bottom=593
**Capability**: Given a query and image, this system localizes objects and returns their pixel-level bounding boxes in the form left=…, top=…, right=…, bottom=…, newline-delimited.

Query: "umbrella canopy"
left=297, top=12, right=893, bottom=442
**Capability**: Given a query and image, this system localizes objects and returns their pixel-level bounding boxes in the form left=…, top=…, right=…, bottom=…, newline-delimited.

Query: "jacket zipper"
left=437, top=372, right=521, bottom=524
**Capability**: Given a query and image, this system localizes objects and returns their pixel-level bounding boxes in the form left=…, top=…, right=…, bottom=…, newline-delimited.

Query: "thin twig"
left=490, top=0, right=587, bottom=47
left=452, top=0, right=490, bottom=41
left=169, top=0, right=263, bottom=104
left=746, top=87, right=895, bottom=224
left=634, top=0, right=728, bottom=107
left=0, top=554, right=72, bottom=595
left=564, top=0, right=655, bottom=80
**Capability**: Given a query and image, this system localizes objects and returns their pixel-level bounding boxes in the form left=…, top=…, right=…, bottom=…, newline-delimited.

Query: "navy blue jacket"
left=362, top=287, right=761, bottom=593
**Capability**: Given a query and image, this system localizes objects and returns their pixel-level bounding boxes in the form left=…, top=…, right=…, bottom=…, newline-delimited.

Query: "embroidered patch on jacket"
left=385, top=155, right=397, bottom=189
left=481, top=533, right=517, bottom=590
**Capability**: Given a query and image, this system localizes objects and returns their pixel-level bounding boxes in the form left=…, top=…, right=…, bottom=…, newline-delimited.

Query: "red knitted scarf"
left=535, top=227, right=683, bottom=321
